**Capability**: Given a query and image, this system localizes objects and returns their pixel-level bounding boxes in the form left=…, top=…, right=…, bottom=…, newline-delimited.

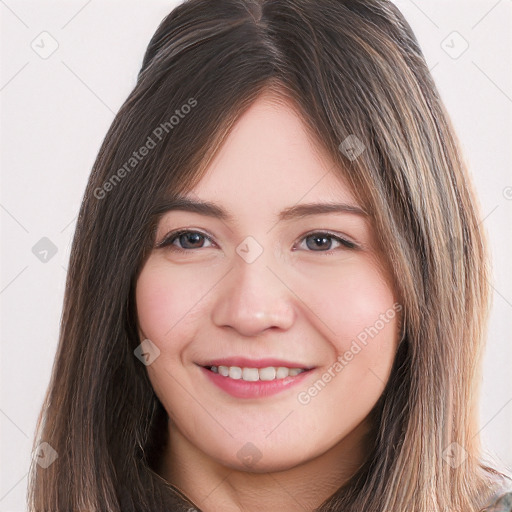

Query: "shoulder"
left=481, top=491, right=512, bottom=512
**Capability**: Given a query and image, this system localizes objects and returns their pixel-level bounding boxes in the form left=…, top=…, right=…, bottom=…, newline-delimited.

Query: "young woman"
left=27, top=0, right=512, bottom=511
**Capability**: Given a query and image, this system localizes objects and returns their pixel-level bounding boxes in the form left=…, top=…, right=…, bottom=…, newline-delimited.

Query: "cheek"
left=343, top=269, right=398, bottom=345
left=298, top=260, right=400, bottom=407
left=302, top=259, right=399, bottom=347
left=135, top=261, right=200, bottom=402
left=293, top=264, right=399, bottom=436
left=135, top=259, right=207, bottom=343
left=331, top=265, right=399, bottom=386
left=136, top=270, right=175, bottom=341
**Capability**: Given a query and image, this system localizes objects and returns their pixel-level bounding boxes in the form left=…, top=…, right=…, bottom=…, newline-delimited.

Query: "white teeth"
left=276, top=366, right=290, bottom=379
left=209, top=365, right=306, bottom=381
left=228, top=366, right=242, bottom=379
left=242, top=367, right=259, bottom=381
left=259, top=367, right=276, bottom=381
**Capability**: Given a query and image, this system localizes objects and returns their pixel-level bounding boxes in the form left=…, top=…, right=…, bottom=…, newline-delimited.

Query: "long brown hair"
left=27, top=0, right=510, bottom=510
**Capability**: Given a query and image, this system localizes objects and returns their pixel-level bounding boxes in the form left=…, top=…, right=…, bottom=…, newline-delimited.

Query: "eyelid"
left=295, top=230, right=358, bottom=250
left=156, top=228, right=359, bottom=251
left=155, top=228, right=214, bottom=249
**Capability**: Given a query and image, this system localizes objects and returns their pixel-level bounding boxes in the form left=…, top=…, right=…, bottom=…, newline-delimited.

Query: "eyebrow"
left=154, top=196, right=369, bottom=223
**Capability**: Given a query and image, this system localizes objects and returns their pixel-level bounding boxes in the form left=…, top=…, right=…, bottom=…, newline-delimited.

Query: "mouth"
left=199, top=363, right=315, bottom=399
left=202, top=364, right=311, bottom=382
left=197, top=357, right=316, bottom=382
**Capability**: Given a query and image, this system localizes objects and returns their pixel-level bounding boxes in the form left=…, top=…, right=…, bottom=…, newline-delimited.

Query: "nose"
left=210, top=246, right=296, bottom=337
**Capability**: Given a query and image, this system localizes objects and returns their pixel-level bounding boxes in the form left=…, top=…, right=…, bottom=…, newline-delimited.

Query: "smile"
left=199, top=364, right=315, bottom=399
left=206, top=365, right=305, bottom=381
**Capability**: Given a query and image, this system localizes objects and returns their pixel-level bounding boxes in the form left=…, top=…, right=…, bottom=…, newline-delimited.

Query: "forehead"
left=189, top=91, right=359, bottom=211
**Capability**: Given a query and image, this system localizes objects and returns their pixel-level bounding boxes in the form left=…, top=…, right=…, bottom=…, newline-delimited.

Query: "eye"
left=156, top=229, right=358, bottom=254
left=295, top=231, right=357, bottom=252
left=156, top=230, right=214, bottom=253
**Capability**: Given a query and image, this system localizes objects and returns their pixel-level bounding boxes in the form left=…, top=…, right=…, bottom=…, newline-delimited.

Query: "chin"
left=211, top=441, right=314, bottom=474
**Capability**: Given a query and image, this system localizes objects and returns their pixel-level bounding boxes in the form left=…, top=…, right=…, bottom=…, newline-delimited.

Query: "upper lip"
left=198, top=357, right=316, bottom=370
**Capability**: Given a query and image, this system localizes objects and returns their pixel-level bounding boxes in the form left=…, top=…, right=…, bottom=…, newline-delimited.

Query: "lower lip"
left=199, top=366, right=314, bottom=399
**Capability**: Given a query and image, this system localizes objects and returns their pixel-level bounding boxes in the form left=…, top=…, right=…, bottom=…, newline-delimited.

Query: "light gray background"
left=1, top=1, right=511, bottom=510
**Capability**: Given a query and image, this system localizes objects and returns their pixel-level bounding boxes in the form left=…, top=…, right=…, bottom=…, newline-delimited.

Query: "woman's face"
left=136, top=91, right=402, bottom=474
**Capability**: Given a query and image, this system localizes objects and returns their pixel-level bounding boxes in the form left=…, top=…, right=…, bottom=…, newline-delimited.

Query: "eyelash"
left=156, top=229, right=358, bottom=254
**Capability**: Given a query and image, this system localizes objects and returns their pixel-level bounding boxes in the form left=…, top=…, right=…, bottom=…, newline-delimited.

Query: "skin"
left=136, top=90, right=402, bottom=512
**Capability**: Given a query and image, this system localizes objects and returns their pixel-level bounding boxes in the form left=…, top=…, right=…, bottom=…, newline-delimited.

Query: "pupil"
left=182, top=232, right=203, bottom=248
left=308, top=235, right=330, bottom=250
